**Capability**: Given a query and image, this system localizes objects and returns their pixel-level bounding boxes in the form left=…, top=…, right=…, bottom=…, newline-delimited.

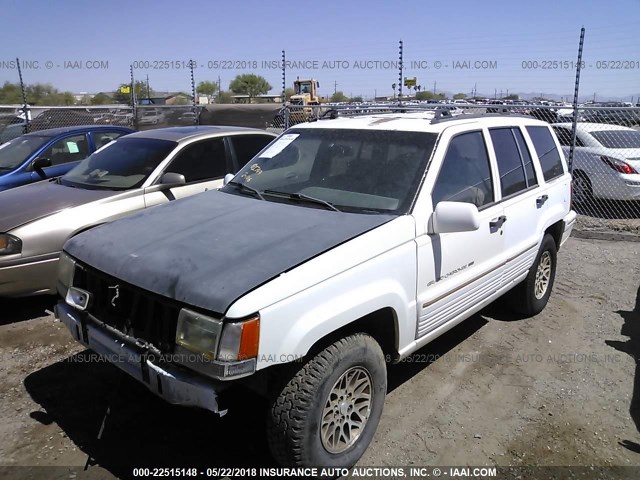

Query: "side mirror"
left=223, top=173, right=234, bottom=186
left=430, top=201, right=480, bottom=234
left=31, top=157, right=52, bottom=177
left=32, top=157, right=52, bottom=170
left=159, top=172, right=186, bottom=187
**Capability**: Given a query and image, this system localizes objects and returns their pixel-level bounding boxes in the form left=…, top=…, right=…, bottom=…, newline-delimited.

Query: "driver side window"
left=432, top=131, right=494, bottom=208
left=166, top=138, right=227, bottom=183
left=40, top=134, right=89, bottom=166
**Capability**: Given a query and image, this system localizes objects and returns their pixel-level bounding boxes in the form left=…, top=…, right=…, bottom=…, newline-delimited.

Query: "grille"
left=73, top=264, right=181, bottom=352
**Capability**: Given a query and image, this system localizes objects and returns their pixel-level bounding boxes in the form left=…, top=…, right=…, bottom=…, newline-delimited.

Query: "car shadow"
left=387, top=313, right=488, bottom=392
left=605, top=285, right=640, bottom=453
left=574, top=199, right=640, bottom=220
left=0, top=295, right=56, bottom=326
left=24, top=350, right=274, bottom=478
left=24, top=311, right=492, bottom=477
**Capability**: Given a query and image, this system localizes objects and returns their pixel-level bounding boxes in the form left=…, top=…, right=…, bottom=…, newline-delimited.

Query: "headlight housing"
left=175, top=310, right=260, bottom=363
left=57, top=251, right=76, bottom=297
left=0, top=233, right=22, bottom=255
left=176, top=309, right=224, bottom=360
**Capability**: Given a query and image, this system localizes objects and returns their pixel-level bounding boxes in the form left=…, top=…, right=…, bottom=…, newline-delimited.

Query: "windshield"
left=222, top=128, right=437, bottom=214
left=60, top=137, right=176, bottom=190
left=591, top=130, right=640, bottom=149
left=0, top=135, right=49, bottom=170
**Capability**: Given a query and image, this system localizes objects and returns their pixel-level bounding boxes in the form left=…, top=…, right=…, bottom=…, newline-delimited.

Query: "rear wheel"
left=572, top=171, right=593, bottom=204
left=267, top=333, right=386, bottom=469
left=508, top=234, right=557, bottom=316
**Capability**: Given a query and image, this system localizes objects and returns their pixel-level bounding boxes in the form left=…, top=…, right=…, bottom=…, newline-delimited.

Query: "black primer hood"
left=64, top=190, right=394, bottom=314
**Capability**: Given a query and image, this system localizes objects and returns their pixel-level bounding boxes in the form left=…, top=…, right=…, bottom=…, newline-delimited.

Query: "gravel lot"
left=0, top=236, right=639, bottom=479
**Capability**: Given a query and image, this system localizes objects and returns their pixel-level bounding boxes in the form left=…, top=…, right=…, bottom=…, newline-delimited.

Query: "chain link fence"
left=1, top=101, right=638, bottom=234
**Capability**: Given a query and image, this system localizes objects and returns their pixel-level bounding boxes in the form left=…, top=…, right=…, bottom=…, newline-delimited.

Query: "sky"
left=1, top=0, right=639, bottom=100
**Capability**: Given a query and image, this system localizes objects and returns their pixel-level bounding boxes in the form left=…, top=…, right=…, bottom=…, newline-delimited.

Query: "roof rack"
left=312, top=105, right=532, bottom=124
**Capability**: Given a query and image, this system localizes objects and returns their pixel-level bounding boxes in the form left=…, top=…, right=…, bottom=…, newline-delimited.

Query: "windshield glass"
left=0, top=135, right=49, bottom=170
left=222, top=128, right=437, bottom=214
left=60, top=137, right=176, bottom=190
left=591, top=130, right=640, bottom=149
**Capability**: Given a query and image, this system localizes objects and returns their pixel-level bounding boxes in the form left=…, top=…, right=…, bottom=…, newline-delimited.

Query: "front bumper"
left=55, top=302, right=227, bottom=414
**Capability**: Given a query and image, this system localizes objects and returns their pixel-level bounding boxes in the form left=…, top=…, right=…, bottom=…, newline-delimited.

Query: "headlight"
left=0, top=234, right=22, bottom=255
left=176, top=309, right=223, bottom=360
left=57, top=251, right=76, bottom=297
left=218, top=315, right=260, bottom=362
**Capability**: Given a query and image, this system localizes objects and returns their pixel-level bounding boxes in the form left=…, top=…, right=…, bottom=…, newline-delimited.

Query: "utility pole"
left=433, top=81, right=436, bottom=95
left=494, top=88, right=497, bottom=99
left=218, top=76, right=221, bottom=103
left=146, top=75, right=150, bottom=99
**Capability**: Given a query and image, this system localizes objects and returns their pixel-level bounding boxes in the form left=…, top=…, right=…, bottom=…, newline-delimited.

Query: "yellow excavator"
left=289, top=78, right=321, bottom=106
left=286, top=78, right=323, bottom=124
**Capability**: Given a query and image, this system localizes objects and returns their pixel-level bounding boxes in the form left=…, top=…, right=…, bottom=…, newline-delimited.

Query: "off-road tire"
left=508, top=233, right=558, bottom=316
left=267, top=333, right=387, bottom=469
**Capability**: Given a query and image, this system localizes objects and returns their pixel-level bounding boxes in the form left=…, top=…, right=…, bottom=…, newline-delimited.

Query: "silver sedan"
left=0, top=126, right=276, bottom=297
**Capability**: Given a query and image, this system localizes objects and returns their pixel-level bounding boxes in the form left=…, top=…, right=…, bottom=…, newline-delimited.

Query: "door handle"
left=490, top=215, right=507, bottom=228
left=536, top=194, right=549, bottom=207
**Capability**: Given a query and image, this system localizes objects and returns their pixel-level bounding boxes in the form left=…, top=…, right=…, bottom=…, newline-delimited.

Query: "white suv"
left=56, top=110, right=576, bottom=468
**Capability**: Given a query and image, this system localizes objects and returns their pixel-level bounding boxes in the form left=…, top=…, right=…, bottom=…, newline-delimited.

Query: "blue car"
left=0, top=125, right=134, bottom=192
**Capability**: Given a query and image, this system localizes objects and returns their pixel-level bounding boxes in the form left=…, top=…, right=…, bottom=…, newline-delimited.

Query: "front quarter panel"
left=225, top=216, right=419, bottom=369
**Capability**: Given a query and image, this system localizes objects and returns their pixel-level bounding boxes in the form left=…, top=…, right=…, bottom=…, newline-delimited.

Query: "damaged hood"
left=0, top=179, right=118, bottom=232
left=64, top=190, right=394, bottom=314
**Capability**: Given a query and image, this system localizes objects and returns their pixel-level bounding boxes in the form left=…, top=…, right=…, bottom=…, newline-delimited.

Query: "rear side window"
left=526, top=126, right=565, bottom=181
left=490, top=128, right=528, bottom=197
left=230, top=134, right=274, bottom=168
left=513, top=128, right=538, bottom=188
left=432, top=131, right=494, bottom=208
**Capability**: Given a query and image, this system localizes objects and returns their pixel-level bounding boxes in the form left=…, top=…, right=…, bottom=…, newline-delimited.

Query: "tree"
left=113, top=80, right=151, bottom=104
left=350, top=96, right=363, bottom=103
left=0, top=82, right=24, bottom=104
left=229, top=74, right=272, bottom=101
left=197, top=81, right=217, bottom=96
left=453, top=93, right=467, bottom=100
left=503, top=94, right=519, bottom=100
left=416, top=91, right=447, bottom=101
left=90, top=93, right=113, bottom=105
left=216, top=90, right=235, bottom=104
left=330, top=91, right=348, bottom=103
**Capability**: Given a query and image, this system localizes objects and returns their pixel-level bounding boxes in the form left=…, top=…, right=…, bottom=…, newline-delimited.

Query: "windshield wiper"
left=0, top=167, right=11, bottom=171
left=227, top=181, right=264, bottom=200
left=263, top=189, right=341, bottom=212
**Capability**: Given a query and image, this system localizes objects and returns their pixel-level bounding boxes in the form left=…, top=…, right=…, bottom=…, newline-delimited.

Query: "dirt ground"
left=0, top=236, right=639, bottom=480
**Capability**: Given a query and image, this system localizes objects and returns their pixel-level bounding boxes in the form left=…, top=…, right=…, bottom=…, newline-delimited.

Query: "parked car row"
left=0, top=125, right=276, bottom=297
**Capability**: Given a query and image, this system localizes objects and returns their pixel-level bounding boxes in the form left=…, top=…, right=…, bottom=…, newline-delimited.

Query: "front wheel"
left=508, top=233, right=558, bottom=316
left=267, top=333, right=387, bottom=468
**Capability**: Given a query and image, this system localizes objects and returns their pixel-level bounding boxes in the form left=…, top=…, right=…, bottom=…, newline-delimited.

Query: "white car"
left=552, top=123, right=640, bottom=202
left=56, top=110, right=575, bottom=468
left=138, top=108, right=165, bottom=125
